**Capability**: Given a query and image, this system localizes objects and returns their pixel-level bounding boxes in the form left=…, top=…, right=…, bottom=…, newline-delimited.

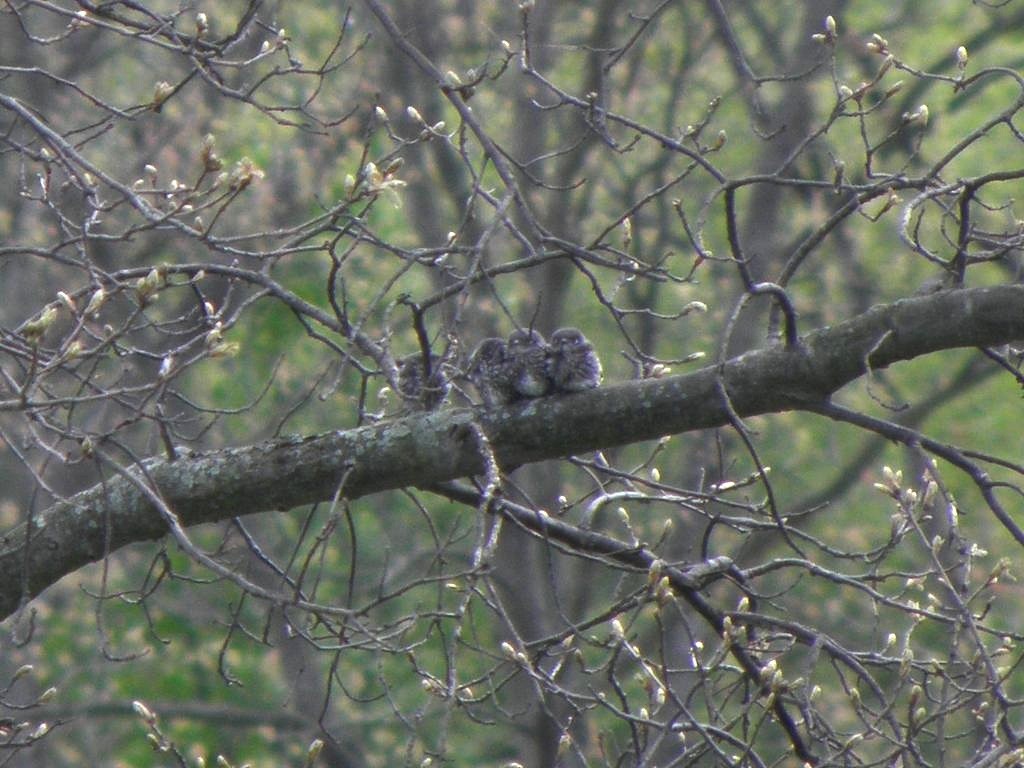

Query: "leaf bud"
left=152, top=81, right=174, bottom=111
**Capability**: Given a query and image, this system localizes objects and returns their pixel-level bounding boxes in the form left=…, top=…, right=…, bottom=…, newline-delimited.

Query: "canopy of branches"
left=3, top=1, right=1024, bottom=767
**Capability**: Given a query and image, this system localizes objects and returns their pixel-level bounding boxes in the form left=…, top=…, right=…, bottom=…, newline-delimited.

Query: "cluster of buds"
left=902, top=104, right=929, bottom=127
left=345, top=160, right=406, bottom=206
left=873, top=465, right=913, bottom=502
left=200, top=134, right=223, bottom=172
left=221, top=156, right=264, bottom=192
left=204, top=322, right=240, bottom=358
left=405, top=106, right=447, bottom=139
left=135, top=266, right=166, bottom=305
left=866, top=33, right=889, bottom=56
left=22, top=304, right=58, bottom=344
left=259, top=27, right=289, bottom=54
left=811, top=15, right=838, bottom=45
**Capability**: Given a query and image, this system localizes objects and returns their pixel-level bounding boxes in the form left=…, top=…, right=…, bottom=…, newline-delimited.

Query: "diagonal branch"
left=2, top=285, right=1024, bottom=621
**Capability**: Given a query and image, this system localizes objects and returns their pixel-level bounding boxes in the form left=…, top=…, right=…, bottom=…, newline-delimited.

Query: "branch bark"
left=3, top=285, right=1023, bottom=621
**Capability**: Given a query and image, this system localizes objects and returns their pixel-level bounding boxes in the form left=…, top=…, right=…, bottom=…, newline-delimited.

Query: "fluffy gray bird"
left=507, top=328, right=552, bottom=398
left=547, top=327, right=602, bottom=393
left=466, top=337, right=517, bottom=407
left=396, top=352, right=450, bottom=410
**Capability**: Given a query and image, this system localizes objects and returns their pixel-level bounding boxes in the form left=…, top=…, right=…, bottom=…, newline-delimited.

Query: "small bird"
left=466, top=337, right=517, bottom=407
left=396, top=351, right=450, bottom=410
left=547, top=327, right=602, bottom=393
left=507, top=328, right=552, bottom=398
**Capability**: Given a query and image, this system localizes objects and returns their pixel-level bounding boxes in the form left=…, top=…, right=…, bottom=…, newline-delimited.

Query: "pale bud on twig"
left=12, top=664, right=34, bottom=681
left=655, top=576, right=673, bottom=605
left=158, top=356, right=174, bottom=379
left=884, top=80, right=904, bottom=98
left=876, top=54, right=895, bottom=79
left=56, top=291, right=76, bottom=313
left=304, top=739, right=324, bottom=767
left=84, top=287, right=106, bottom=318
left=152, top=81, right=174, bottom=110
left=37, top=687, right=57, bottom=704
left=955, top=45, right=968, bottom=70
left=899, top=647, right=914, bottom=678
left=132, top=700, right=156, bottom=724
left=833, top=158, right=846, bottom=192
left=557, top=733, right=571, bottom=757
left=23, top=305, right=58, bottom=343
left=647, top=558, right=665, bottom=586
left=611, top=617, right=625, bottom=640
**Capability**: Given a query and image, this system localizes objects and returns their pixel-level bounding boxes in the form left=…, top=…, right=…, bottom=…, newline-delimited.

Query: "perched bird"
left=507, top=328, right=552, bottom=398
left=396, top=351, right=450, bottom=410
left=548, top=327, right=602, bottom=393
left=466, top=337, right=517, bottom=407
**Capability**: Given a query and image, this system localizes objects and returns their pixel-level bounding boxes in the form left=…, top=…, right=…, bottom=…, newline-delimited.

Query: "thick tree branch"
left=2, top=285, right=1023, bottom=621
